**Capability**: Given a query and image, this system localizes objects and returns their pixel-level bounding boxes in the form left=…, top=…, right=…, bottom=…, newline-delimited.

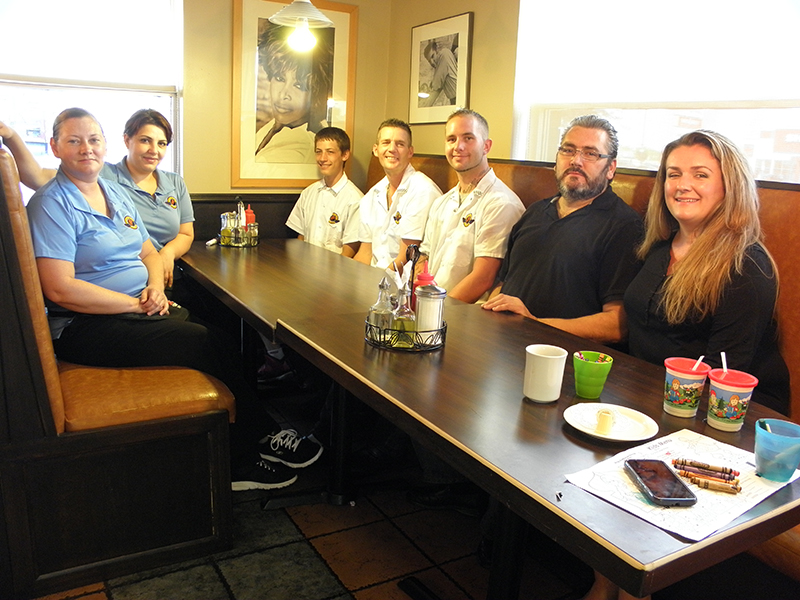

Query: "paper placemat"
left=565, top=428, right=800, bottom=541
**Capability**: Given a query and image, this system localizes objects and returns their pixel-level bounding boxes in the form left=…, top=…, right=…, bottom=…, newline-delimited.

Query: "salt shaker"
left=414, top=284, right=446, bottom=343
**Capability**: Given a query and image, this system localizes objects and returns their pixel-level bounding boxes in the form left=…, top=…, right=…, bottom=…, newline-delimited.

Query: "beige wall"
left=183, top=0, right=519, bottom=193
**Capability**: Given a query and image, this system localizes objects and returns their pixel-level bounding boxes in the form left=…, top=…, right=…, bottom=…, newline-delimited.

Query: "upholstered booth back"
left=1, top=150, right=67, bottom=430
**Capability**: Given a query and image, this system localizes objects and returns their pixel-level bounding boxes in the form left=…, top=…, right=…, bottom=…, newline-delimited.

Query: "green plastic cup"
left=573, top=351, right=613, bottom=399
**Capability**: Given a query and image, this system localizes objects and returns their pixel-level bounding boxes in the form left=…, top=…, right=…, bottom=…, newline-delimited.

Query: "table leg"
left=487, top=504, right=526, bottom=600
left=328, top=383, right=352, bottom=505
left=241, top=319, right=259, bottom=389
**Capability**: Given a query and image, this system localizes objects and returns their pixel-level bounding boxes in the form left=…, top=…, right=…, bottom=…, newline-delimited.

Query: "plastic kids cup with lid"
left=663, top=357, right=712, bottom=418
left=706, top=368, right=758, bottom=432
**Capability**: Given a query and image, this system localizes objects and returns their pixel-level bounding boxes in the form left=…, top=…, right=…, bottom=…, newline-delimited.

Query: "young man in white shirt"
left=419, top=109, right=524, bottom=302
left=354, top=119, right=441, bottom=271
left=285, top=127, right=363, bottom=257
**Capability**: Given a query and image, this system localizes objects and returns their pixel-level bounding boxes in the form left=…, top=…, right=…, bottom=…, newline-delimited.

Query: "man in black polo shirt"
left=482, top=115, right=642, bottom=344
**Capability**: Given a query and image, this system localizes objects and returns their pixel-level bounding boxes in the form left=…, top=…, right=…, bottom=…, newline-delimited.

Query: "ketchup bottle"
left=412, top=261, right=436, bottom=310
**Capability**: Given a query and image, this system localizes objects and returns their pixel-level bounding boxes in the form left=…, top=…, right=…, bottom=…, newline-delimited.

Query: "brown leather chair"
left=0, top=149, right=236, bottom=599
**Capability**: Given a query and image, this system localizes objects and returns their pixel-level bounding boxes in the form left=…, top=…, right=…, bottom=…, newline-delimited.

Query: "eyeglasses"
left=557, top=146, right=612, bottom=162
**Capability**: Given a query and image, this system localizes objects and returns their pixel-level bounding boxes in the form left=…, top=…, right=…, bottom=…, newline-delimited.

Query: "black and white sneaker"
left=259, top=428, right=323, bottom=468
left=231, top=459, right=298, bottom=491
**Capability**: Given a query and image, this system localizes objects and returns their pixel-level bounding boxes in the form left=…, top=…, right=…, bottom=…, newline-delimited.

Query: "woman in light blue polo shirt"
left=26, top=107, right=314, bottom=492
left=101, top=109, right=194, bottom=289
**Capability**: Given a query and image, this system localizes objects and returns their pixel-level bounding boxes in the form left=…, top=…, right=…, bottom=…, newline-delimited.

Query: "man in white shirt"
left=354, top=119, right=441, bottom=270
left=419, top=109, right=524, bottom=302
left=285, top=127, right=363, bottom=257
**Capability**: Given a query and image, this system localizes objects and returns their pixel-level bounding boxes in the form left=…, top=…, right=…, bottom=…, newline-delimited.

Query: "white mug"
left=524, top=344, right=568, bottom=403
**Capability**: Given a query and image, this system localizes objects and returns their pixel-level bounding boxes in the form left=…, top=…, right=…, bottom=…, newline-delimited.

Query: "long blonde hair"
left=638, top=130, right=775, bottom=324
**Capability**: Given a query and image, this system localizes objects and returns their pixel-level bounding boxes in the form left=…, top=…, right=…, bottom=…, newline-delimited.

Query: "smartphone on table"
left=624, top=459, right=697, bottom=507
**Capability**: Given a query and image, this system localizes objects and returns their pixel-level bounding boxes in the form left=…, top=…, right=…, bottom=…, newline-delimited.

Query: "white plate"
left=563, top=403, right=659, bottom=441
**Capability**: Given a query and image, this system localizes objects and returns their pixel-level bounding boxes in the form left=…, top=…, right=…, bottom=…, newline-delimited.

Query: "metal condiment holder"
left=364, top=321, right=447, bottom=352
left=219, top=211, right=259, bottom=247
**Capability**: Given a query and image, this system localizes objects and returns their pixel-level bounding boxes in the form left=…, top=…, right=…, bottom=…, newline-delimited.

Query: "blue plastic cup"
left=755, top=419, right=800, bottom=482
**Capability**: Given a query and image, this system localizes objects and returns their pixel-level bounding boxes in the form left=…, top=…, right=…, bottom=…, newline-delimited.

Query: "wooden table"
left=181, top=240, right=800, bottom=598
left=180, top=238, right=385, bottom=337
left=277, top=305, right=800, bottom=597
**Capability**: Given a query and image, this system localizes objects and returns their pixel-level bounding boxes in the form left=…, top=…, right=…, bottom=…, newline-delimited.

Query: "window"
left=0, top=0, right=183, bottom=199
left=512, top=0, right=800, bottom=184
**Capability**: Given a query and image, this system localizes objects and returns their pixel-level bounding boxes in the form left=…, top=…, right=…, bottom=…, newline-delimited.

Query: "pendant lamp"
left=269, top=0, right=333, bottom=51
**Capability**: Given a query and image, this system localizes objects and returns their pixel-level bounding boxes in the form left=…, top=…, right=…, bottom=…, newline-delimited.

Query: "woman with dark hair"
left=624, top=129, right=789, bottom=415
left=1, top=108, right=193, bottom=288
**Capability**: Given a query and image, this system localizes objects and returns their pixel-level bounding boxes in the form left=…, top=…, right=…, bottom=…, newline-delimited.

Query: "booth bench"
left=0, top=149, right=237, bottom=599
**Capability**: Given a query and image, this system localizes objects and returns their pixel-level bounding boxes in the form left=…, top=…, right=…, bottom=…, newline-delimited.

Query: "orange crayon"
left=678, top=470, right=738, bottom=485
left=691, top=478, right=741, bottom=494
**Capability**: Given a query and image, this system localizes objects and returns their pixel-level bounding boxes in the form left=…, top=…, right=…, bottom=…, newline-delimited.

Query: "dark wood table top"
left=180, top=239, right=389, bottom=336
left=276, top=304, right=800, bottom=597
left=181, top=239, right=800, bottom=597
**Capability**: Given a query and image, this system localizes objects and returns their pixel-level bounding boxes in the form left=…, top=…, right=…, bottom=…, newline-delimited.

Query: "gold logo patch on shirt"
left=166, top=196, right=178, bottom=209
left=462, top=213, right=475, bottom=227
left=328, top=212, right=340, bottom=225
left=123, top=216, right=138, bottom=229
left=393, top=211, right=402, bottom=224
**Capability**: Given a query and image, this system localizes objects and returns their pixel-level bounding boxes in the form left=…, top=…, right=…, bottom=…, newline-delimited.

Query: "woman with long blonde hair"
left=623, top=130, right=788, bottom=414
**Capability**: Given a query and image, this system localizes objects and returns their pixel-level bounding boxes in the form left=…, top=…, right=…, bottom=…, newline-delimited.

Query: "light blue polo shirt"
left=101, top=159, right=194, bottom=251
left=27, top=168, right=150, bottom=298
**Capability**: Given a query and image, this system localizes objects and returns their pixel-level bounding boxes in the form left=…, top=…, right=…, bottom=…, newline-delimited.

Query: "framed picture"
left=409, top=13, right=473, bottom=125
left=232, top=0, right=357, bottom=188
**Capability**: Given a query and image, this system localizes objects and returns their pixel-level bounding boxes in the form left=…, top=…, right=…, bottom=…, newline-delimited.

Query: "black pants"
left=53, top=312, right=276, bottom=467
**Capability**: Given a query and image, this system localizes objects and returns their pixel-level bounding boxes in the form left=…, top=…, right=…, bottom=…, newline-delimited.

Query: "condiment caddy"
left=365, top=275, right=447, bottom=351
left=213, top=199, right=259, bottom=247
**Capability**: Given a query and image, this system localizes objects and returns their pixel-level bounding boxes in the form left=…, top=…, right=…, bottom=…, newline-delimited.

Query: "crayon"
left=677, top=470, right=738, bottom=485
left=672, top=458, right=739, bottom=476
left=674, top=464, right=738, bottom=481
left=691, top=478, right=741, bottom=494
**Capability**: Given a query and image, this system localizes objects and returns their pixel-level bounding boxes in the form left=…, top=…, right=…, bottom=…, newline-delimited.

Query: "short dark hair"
left=447, top=108, right=489, bottom=140
left=52, top=107, right=103, bottom=140
left=562, top=114, right=619, bottom=159
left=124, top=109, right=173, bottom=144
left=376, top=118, right=413, bottom=145
left=315, top=127, right=351, bottom=153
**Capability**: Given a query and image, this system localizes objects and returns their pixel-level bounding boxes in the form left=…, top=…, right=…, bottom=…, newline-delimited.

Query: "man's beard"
left=557, top=166, right=609, bottom=201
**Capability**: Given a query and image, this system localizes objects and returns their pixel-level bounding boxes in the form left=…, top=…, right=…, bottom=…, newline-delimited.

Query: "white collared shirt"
left=420, top=169, right=524, bottom=294
left=358, top=164, right=441, bottom=268
left=286, top=173, right=363, bottom=253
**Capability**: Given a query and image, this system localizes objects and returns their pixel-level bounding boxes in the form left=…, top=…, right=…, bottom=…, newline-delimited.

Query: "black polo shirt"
left=498, top=186, right=643, bottom=319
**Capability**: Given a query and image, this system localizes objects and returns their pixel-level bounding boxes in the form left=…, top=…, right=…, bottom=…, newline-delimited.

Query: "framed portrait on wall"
left=409, top=13, right=472, bottom=125
left=232, top=0, right=357, bottom=188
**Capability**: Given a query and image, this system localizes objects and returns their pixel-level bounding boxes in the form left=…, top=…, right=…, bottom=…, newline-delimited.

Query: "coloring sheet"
left=565, top=429, right=800, bottom=541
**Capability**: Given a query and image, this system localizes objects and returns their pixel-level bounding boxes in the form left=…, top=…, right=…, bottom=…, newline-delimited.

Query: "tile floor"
left=33, top=478, right=580, bottom=600
left=32, top=371, right=800, bottom=600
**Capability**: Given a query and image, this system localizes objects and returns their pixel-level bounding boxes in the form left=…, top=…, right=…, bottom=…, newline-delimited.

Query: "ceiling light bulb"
left=288, top=19, right=316, bottom=51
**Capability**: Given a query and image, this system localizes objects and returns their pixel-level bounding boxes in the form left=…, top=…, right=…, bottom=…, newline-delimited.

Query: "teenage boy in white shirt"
left=286, top=127, right=363, bottom=257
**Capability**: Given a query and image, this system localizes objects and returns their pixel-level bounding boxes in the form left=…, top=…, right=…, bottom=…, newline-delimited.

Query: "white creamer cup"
left=523, top=344, right=568, bottom=403
left=596, top=408, right=615, bottom=435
